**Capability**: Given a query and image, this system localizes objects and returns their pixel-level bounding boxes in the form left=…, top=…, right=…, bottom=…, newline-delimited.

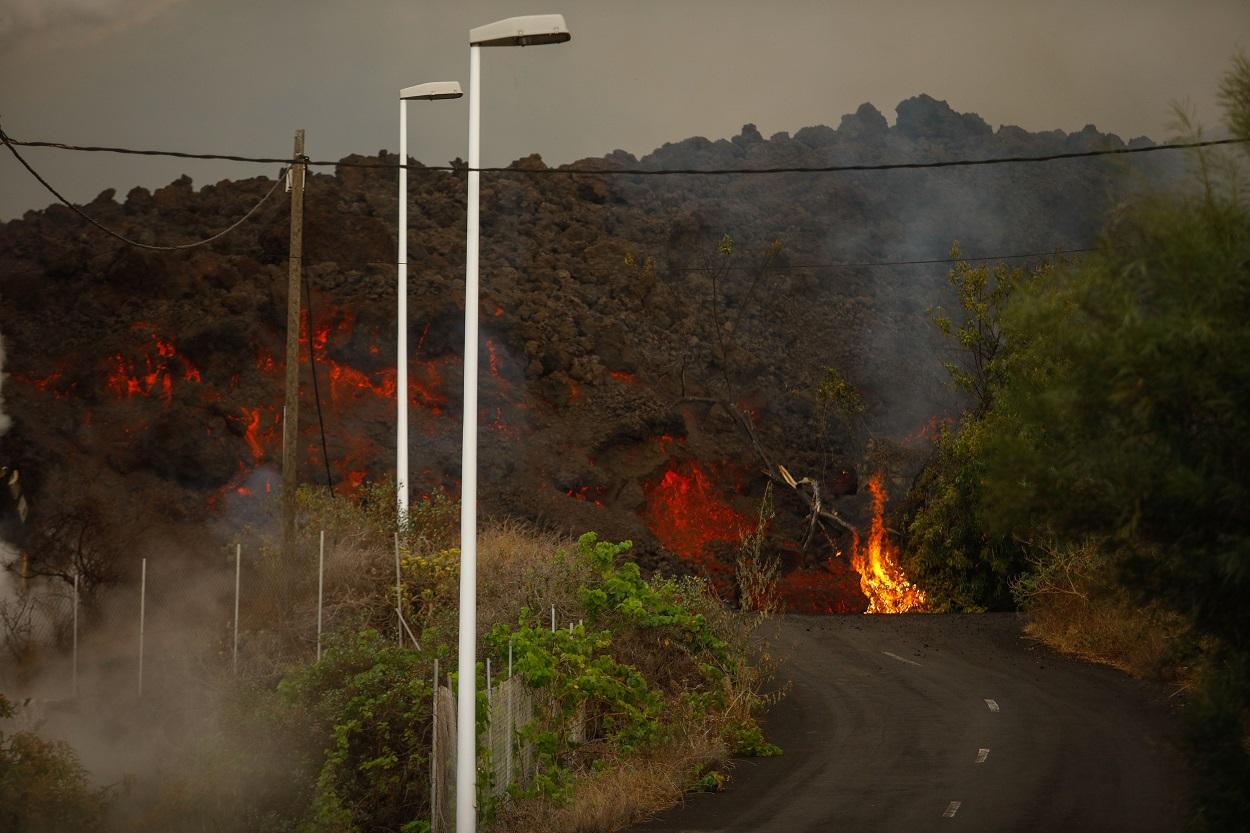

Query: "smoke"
left=0, top=329, right=10, bottom=439
left=0, top=0, right=185, bottom=51
left=1, top=330, right=14, bottom=601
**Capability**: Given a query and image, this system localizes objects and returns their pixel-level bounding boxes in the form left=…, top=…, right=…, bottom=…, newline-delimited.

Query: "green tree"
left=900, top=252, right=1051, bottom=610
left=973, top=54, right=1250, bottom=831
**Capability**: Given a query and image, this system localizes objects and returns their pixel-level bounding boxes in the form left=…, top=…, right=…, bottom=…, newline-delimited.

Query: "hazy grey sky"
left=0, top=0, right=1245, bottom=219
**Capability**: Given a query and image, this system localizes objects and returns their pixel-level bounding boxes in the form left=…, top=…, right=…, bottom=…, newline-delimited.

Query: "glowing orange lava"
left=851, top=473, right=927, bottom=613
left=241, top=408, right=265, bottom=461
left=776, top=561, right=864, bottom=614
left=565, top=484, right=606, bottom=506
left=644, top=461, right=751, bottom=573
left=103, top=325, right=199, bottom=405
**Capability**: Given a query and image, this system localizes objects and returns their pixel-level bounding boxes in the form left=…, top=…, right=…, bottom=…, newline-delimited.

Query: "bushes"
left=902, top=419, right=1025, bottom=611
left=279, top=630, right=434, bottom=833
left=902, top=52, right=1250, bottom=832
left=485, top=533, right=778, bottom=833
left=0, top=694, right=113, bottom=833
left=485, top=534, right=775, bottom=805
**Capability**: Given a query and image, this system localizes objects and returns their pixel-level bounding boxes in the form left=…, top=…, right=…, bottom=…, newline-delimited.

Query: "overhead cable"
left=1, top=126, right=288, bottom=251
left=4, top=125, right=1244, bottom=176
left=283, top=246, right=1094, bottom=273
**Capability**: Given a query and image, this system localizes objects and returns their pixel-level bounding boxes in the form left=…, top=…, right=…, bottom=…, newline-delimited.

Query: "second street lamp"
left=456, top=14, right=570, bottom=833
left=397, top=81, right=462, bottom=519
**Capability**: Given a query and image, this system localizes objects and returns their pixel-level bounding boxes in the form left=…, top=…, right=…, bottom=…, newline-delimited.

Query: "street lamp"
left=397, top=81, right=462, bottom=520
left=457, top=14, right=570, bottom=833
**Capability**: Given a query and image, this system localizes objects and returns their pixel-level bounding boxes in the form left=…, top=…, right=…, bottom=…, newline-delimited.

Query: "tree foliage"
left=901, top=251, right=1051, bottom=610
left=906, top=52, right=1250, bottom=830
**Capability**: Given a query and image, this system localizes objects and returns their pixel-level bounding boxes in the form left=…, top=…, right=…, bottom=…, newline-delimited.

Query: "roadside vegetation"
left=901, top=54, right=1250, bottom=832
left=2, top=483, right=780, bottom=833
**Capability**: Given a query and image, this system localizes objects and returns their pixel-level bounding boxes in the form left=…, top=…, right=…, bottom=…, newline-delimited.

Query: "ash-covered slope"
left=0, top=95, right=1167, bottom=611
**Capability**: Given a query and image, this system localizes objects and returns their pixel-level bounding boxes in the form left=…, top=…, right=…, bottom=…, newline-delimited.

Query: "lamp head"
left=400, top=81, right=464, bottom=101
left=470, top=14, right=570, bottom=47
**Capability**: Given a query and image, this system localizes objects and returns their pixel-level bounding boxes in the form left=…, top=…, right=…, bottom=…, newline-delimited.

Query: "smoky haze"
left=0, top=0, right=1245, bottom=220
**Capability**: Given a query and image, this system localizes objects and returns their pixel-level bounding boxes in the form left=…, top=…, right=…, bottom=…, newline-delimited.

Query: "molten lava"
left=102, top=325, right=201, bottom=405
left=565, top=484, right=606, bottom=506
left=851, top=473, right=927, bottom=613
left=644, top=460, right=751, bottom=573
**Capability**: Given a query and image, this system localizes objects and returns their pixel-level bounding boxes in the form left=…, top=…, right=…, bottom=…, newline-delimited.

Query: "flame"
left=902, top=415, right=953, bottom=446
left=609, top=370, right=636, bottom=384
left=851, top=473, right=926, bottom=613
left=644, top=460, right=751, bottom=573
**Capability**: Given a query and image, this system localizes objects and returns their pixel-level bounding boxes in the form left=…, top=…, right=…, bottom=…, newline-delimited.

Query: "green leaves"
left=280, top=630, right=433, bottom=833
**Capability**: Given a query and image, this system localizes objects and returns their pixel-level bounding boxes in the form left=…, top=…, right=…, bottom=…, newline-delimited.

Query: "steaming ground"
left=632, top=615, right=1187, bottom=833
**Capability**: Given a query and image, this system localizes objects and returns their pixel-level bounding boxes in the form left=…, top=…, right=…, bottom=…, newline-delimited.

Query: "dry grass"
left=494, top=707, right=731, bottom=833
left=270, top=487, right=777, bottom=833
left=477, top=520, right=592, bottom=634
left=1014, top=540, right=1190, bottom=680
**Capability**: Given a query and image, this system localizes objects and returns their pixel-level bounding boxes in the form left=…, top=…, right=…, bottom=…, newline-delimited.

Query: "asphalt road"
left=632, top=614, right=1187, bottom=833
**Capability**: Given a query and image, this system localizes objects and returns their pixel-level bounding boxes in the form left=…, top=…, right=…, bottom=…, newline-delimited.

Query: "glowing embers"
left=643, top=460, right=751, bottom=572
left=775, top=560, right=865, bottom=614
left=238, top=406, right=280, bottom=463
left=104, top=322, right=202, bottom=404
left=851, top=472, right=927, bottom=613
left=902, top=415, right=954, bottom=446
left=565, top=484, right=606, bottom=506
left=299, top=308, right=448, bottom=411
left=14, top=368, right=75, bottom=399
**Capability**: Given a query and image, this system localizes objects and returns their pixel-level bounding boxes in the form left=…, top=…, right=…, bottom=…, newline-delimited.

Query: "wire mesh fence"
left=2, top=531, right=564, bottom=829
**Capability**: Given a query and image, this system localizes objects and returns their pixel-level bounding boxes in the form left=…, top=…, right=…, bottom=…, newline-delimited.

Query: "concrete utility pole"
left=282, top=129, right=306, bottom=560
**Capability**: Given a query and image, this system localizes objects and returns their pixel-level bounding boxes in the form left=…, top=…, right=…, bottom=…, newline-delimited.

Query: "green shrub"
left=279, top=631, right=434, bottom=833
left=0, top=694, right=113, bottom=833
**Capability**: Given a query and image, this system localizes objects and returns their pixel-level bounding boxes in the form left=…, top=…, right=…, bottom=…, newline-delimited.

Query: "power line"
left=3, top=115, right=1098, bottom=268
left=4, top=125, right=1244, bottom=176
left=302, top=273, right=335, bottom=492
left=1, top=126, right=287, bottom=251
left=284, top=246, right=1093, bottom=273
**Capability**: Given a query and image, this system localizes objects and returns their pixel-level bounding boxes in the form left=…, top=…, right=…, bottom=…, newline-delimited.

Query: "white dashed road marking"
left=984, top=698, right=1000, bottom=712
left=943, top=801, right=962, bottom=818
left=882, top=650, right=923, bottom=667
left=976, top=748, right=990, bottom=764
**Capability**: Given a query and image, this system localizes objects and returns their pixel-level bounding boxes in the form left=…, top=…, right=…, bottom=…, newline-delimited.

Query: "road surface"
left=632, top=614, right=1187, bottom=833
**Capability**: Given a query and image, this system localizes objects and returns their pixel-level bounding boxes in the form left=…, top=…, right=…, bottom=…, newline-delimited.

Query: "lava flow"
left=644, top=460, right=751, bottom=575
left=851, top=472, right=927, bottom=613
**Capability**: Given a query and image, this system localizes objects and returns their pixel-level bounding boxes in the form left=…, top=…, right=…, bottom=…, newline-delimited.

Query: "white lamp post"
left=458, top=14, right=570, bottom=833
left=398, top=81, right=462, bottom=520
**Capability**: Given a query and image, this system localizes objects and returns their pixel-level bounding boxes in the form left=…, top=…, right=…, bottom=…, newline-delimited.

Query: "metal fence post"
left=317, top=530, right=325, bottom=661
left=431, top=656, right=440, bottom=833
left=71, top=572, right=79, bottom=699
left=233, top=544, right=241, bottom=675
left=506, top=639, right=513, bottom=789
left=394, top=532, right=402, bottom=647
left=138, top=557, right=146, bottom=697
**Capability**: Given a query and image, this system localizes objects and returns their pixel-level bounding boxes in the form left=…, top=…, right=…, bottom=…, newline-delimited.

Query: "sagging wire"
left=1, top=123, right=287, bottom=251
left=5, top=125, right=1246, bottom=176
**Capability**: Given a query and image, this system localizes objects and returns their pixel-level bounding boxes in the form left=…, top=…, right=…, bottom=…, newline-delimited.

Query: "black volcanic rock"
left=895, top=94, right=992, bottom=142
left=0, top=94, right=1178, bottom=608
left=837, top=103, right=889, bottom=140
